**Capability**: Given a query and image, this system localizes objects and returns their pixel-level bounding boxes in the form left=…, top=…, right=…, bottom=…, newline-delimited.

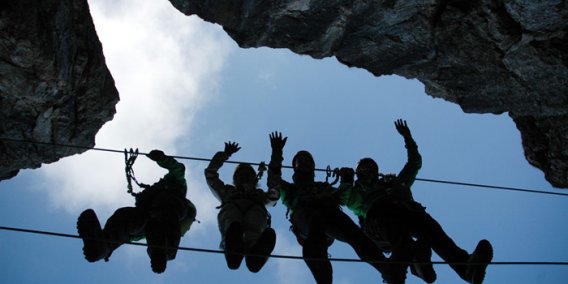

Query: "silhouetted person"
left=339, top=119, right=493, bottom=284
left=268, top=132, right=395, bottom=284
left=77, top=150, right=196, bottom=273
left=205, top=141, right=279, bottom=272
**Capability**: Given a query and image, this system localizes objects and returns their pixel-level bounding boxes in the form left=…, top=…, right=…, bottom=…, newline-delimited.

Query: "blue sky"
left=1, top=1, right=567, bottom=283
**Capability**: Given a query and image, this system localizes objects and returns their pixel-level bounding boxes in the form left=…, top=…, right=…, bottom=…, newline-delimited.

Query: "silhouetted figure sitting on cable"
left=205, top=141, right=279, bottom=272
left=268, top=132, right=396, bottom=284
left=338, top=119, right=493, bottom=284
left=77, top=150, right=196, bottom=273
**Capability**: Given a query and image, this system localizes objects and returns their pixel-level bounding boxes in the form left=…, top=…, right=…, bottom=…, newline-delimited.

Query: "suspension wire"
left=1, top=137, right=567, bottom=197
left=2, top=225, right=568, bottom=266
left=414, top=178, right=568, bottom=197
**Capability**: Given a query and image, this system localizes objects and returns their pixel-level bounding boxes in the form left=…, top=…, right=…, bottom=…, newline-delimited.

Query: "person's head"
left=233, top=163, right=257, bottom=187
left=356, top=158, right=379, bottom=182
left=292, top=150, right=315, bottom=174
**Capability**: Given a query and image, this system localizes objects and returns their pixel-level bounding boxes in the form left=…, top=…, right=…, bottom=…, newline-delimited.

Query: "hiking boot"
left=246, top=227, right=276, bottom=273
left=303, top=241, right=332, bottom=284
left=380, top=260, right=407, bottom=284
left=149, top=250, right=168, bottom=273
left=465, top=239, right=493, bottom=284
left=146, top=220, right=168, bottom=273
left=381, top=269, right=406, bottom=284
left=224, top=223, right=244, bottom=270
left=410, top=240, right=436, bottom=283
left=77, top=209, right=110, bottom=262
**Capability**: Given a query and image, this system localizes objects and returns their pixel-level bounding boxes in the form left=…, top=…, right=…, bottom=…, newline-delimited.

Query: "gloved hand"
left=395, top=119, right=412, bottom=138
left=339, top=167, right=355, bottom=184
left=224, top=141, right=240, bottom=156
left=147, top=149, right=166, bottom=161
left=269, top=131, right=287, bottom=151
left=267, top=188, right=280, bottom=201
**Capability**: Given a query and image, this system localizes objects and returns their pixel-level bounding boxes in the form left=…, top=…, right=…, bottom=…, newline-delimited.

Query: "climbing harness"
left=215, top=160, right=273, bottom=227
left=216, top=192, right=273, bottom=228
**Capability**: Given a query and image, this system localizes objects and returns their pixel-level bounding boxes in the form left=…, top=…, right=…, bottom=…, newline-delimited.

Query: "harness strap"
left=217, top=199, right=272, bottom=228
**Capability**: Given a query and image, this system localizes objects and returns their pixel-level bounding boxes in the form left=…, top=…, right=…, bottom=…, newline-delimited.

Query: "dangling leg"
left=410, top=237, right=436, bottom=283
left=77, top=209, right=111, bottom=262
left=292, top=207, right=332, bottom=284
left=145, top=218, right=168, bottom=273
left=387, top=235, right=412, bottom=284
left=246, top=227, right=276, bottom=272
left=324, top=207, right=397, bottom=283
left=410, top=210, right=492, bottom=283
left=103, top=207, right=146, bottom=249
left=303, top=232, right=332, bottom=284
left=218, top=203, right=245, bottom=270
left=465, top=239, right=493, bottom=284
left=244, top=205, right=276, bottom=273
left=145, top=193, right=187, bottom=273
left=224, top=222, right=245, bottom=269
left=78, top=207, right=146, bottom=263
left=163, top=196, right=189, bottom=261
left=367, top=205, right=410, bottom=284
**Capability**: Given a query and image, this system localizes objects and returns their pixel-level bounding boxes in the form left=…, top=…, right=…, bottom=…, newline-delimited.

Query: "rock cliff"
left=168, top=0, right=568, bottom=188
left=1, top=0, right=566, bottom=188
left=0, top=0, right=118, bottom=180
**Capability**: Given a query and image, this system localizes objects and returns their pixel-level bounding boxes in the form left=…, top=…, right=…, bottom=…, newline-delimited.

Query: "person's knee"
left=303, top=239, right=328, bottom=258
left=243, top=211, right=269, bottom=232
left=219, top=204, right=244, bottom=222
left=304, top=230, right=328, bottom=247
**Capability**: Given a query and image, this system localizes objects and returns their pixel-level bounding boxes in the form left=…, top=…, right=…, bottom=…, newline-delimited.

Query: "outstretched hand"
left=269, top=131, right=287, bottom=151
left=147, top=149, right=166, bottom=161
left=395, top=119, right=412, bottom=137
left=224, top=141, right=240, bottom=156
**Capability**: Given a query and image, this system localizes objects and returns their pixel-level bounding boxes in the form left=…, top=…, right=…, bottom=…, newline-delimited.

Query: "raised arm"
left=204, top=142, right=240, bottom=201
left=394, top=119, right=422, bottom=187
left=335, top=167, right=355, bottom=206
left=267, top=132, right=287, bottom=190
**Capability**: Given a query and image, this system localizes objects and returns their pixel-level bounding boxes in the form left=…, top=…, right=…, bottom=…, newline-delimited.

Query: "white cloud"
left=182, top=164, right=220, bottom=234
left=273, top=229, right=312, bottom=284
left=38, top=0, right=232, bottom=214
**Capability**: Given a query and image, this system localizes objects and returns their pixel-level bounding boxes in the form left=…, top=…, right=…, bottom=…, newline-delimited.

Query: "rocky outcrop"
left=0, top=0, right=119, bottom=180
left=168, top=0, right=568, bottom=188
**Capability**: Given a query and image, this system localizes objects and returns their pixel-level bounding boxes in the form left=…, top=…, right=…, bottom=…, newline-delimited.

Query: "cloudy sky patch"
left=38, top=0, right=231, bottom=214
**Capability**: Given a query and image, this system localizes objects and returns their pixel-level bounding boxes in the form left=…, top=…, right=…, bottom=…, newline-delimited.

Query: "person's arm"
left=264, top=187, right=280, bottom=207
left=267, top=132, right=287, bottom=191
left=394, top=119, right=422, bottom=188
left=267, top=131, right=296, bottom=208
left=204, top=142, right=240, bottom=201
left=335, top=167, right=355, bottom=206
left=147, top=150, right=187, bottom=195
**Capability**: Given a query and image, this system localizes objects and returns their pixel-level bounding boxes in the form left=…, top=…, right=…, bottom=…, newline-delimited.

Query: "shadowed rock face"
left=169, top=0, right=568, bottom=188
left=0, top=0, right=565, bottom=188
left=0, top=0, right=119, bottom=180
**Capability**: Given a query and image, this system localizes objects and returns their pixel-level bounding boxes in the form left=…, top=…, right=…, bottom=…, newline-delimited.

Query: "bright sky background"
left=1, top=1, right=567, bottom=283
